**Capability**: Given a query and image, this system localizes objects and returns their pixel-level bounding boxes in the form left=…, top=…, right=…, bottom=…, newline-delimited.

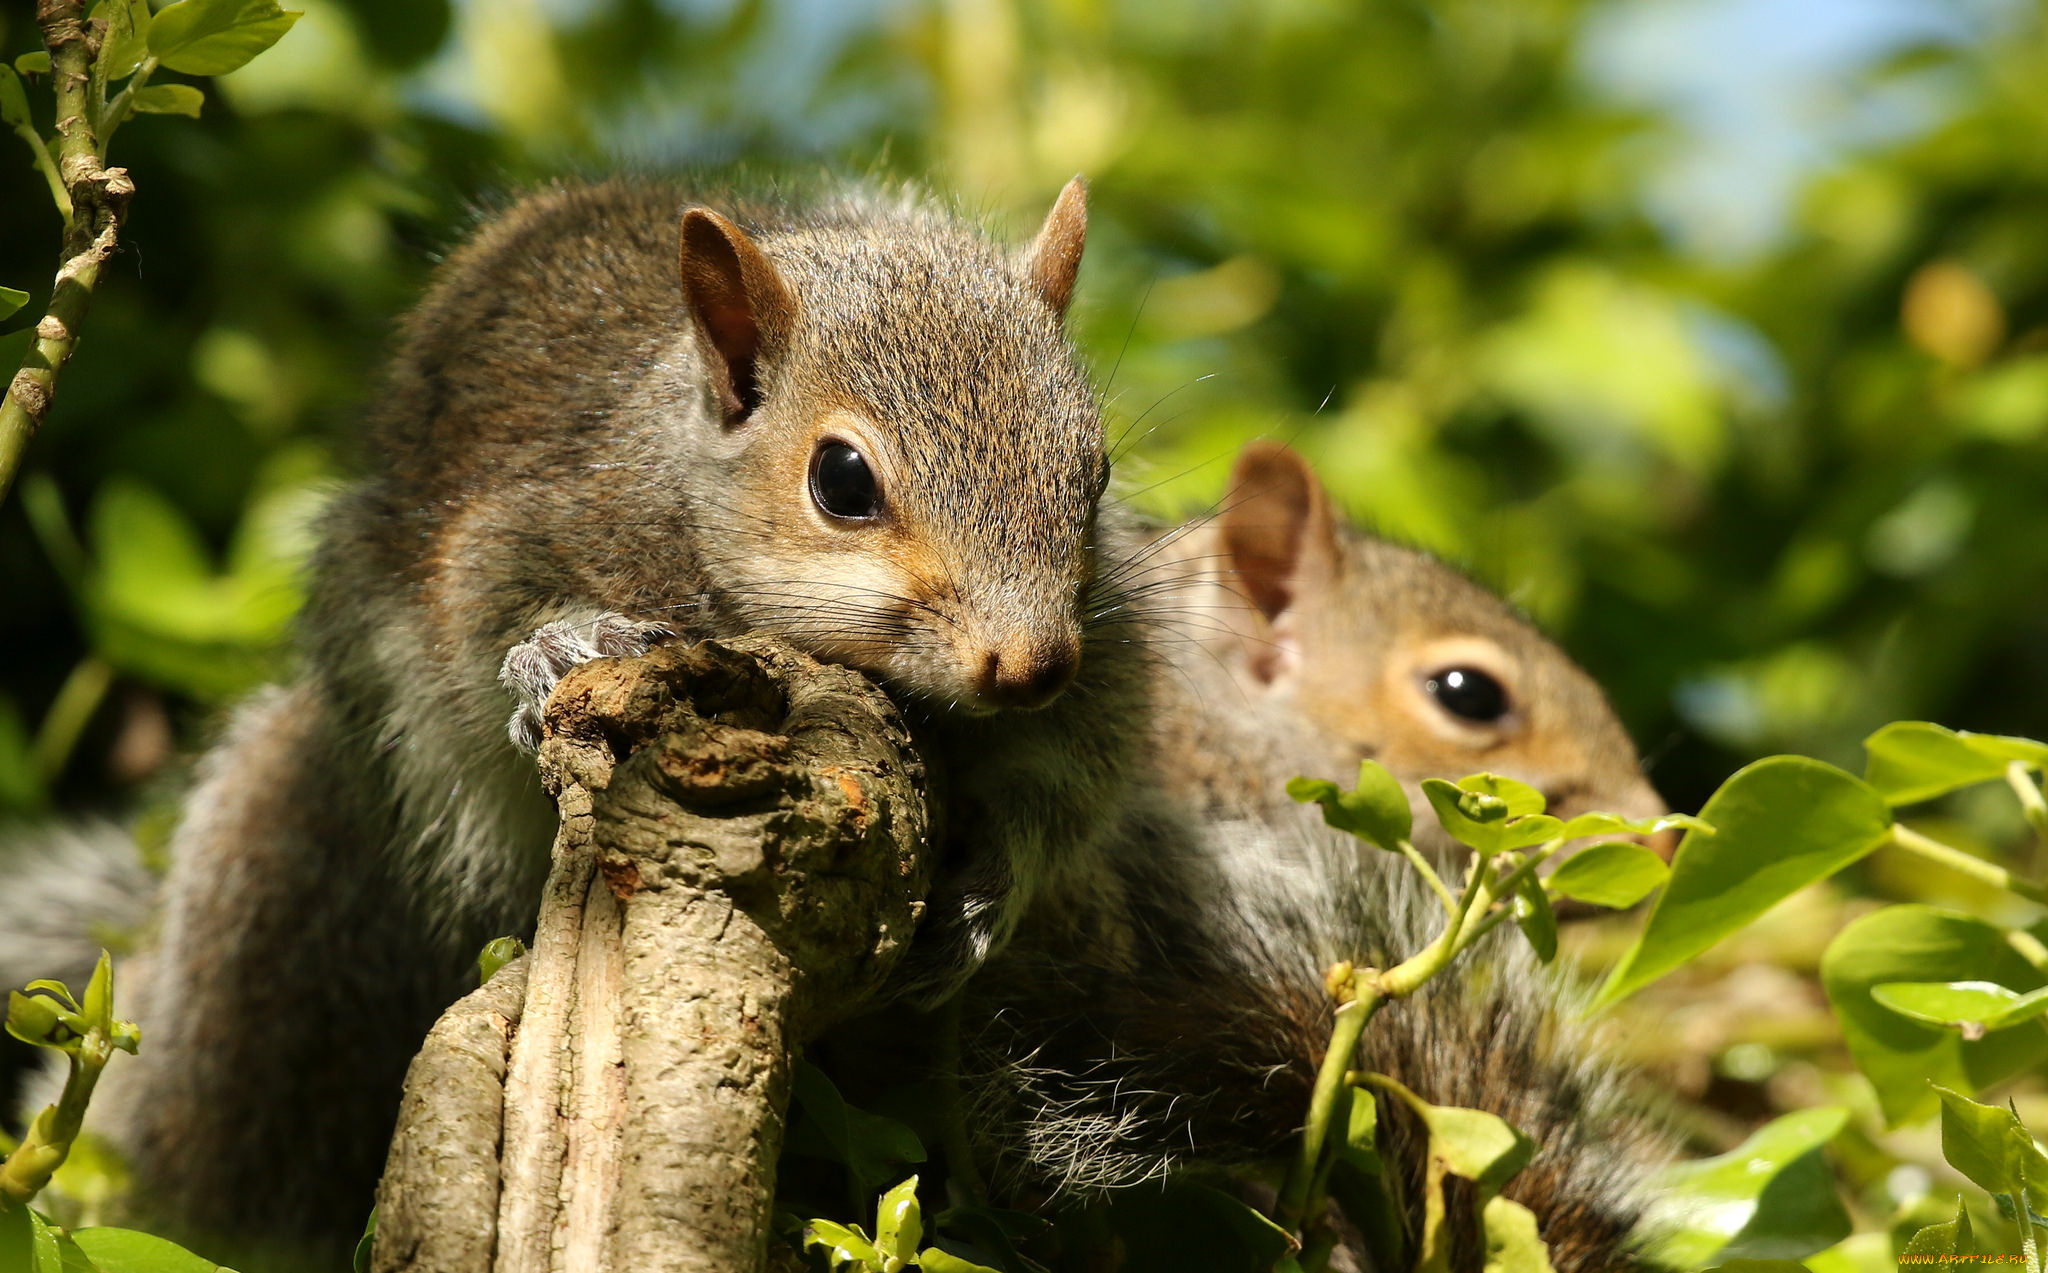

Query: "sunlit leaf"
left=1557, top=810, right=1712, bottom=840
left=0, top=286, right=28, bottom=321
left=875, top=1177, right=922, bottom=1263
left=131, top=85, right=203, bottom=118
left=1481, top=1195, right=1556, bottom=1273
left=148, top=0, right=301, bottom=77
left=1422, top=778, right=1513, bottom=854
left=16, top=52, right=52, bottom=75
left=95, top=0, right=155, bottom=81
left=1863, top=722, right=2048, bottom=806
left=1646, top=1107, right=1851, bottom=1268
left=1456, top=773, right=1548, bottom=817
left=1870, top=980, right=2048, bottom=1033
left=1287, top=759, right=1411, bottom=850
left=1545, top=843, right=1668, bottom=908
left=1340, top=1086, right=1382, bottom=1176
left=1934, top=1086, right=2048, bottom=1211
left=1597, top=757, right=1893, bottom=1006
left=475, top=936, right=525, bottom=986
left=804, top=1219, right=879, bottom=1270
left=71, top=1228, right=233, bottom=1272
left=28, top=1209, right=61, bottom=1273
left=1821, top=905, right=2048, bottom=1125
left=1898, top=1196, right=1972, bottom=1258
left=1365, top=1074, right=1534, bottom=1192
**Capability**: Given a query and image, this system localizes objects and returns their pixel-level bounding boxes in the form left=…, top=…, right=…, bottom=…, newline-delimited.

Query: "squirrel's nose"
left=975, top=637, right=1081, bottom=710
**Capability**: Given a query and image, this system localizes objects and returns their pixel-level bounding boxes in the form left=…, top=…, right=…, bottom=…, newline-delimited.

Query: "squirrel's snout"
left=973, top=637, right=1081, bottom=711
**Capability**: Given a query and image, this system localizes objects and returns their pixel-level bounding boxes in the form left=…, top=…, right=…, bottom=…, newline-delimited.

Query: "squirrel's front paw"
left=499, top=614, right=673, bottom=750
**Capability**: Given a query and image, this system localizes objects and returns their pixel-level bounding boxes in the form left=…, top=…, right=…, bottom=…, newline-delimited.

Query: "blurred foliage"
left=5, top=0, right=2048, bottom=820
left=7, top=0, right=2048, bottom=1262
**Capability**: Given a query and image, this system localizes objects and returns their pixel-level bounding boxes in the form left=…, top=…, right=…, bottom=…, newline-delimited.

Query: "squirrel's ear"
left=1020, top=175, right=1088, bottom=319
left=679, top=208, right=795, bottom=425
left=1219, top=440, right=1342, bottom=629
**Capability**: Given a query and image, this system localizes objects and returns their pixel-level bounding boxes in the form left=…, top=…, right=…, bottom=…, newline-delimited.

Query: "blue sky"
left=1579, top=0, right=2013, bottom=260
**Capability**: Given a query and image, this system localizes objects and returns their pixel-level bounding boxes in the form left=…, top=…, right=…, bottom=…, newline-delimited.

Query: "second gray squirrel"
left=947, top=444, right=1674, bottom=1269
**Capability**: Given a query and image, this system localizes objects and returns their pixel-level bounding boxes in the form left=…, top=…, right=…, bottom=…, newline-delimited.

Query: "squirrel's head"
left=672, top=180, right=1102, bottom=714
left=1209, top=441, right=1676, bottom=857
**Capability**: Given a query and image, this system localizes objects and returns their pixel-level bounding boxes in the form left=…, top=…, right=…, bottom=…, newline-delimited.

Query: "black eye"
left=1423, top=667, right=1509, bottom=723
left=810, top=440, right=881, bottom=521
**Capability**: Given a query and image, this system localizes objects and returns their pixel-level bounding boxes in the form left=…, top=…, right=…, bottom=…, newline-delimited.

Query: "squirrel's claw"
left=499, top=614, right=674, bottom=751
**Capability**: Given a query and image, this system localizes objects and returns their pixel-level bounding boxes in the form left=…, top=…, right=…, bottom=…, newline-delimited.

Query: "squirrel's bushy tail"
left=963, top=815, right=1668, bottom=1271
left=0, top=819, right=156, bottom=997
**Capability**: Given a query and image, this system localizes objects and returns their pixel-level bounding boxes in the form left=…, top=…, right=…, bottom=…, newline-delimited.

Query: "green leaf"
left=1799, top=1233, right=1896, bottom=1273
left=1481, top=1195, right=1557, bottom=1273
left=1339, top=1086, right=1382, bottom=1175
left=788, top=1061, right=925, bottom=1193
left=130, top=85, right=203, bottom=118
left=95, top=0, right=155, bottom=81
left=917, top=1250, right=1004, bottom=1273
left=0, top=1201, right=34, bottom=1273
left=1934, top=1086, right=2048, bottom=1210
left=1646, top=1107, right=1851, bottom=1268
left=1545, top=842, right=1669, bottom=908
left=16, top=52, right=52, bottom=75
left=1703, top=1263, right=1815, bottom=1272
left=353, top=1205, right=376, bottom=1273
left=1898, top=1196, right=1972, bottom=1258
left=1456, top=772, right=1548, bottom=817
left=1287, top=759, right=1411, bottom=850
left=57, top=1231, right=101, bottom=1273
left=1597, top=757, right=1894, bottom=1006
left=804, top=1220, right=880, bottom=1270
left=82, top=951, right=113, bottom=1034
left=147, top=0, right=302, bottom=77
left=1863, top=722, right=2048, bottom=806
left=475, top=937, right=525, bottom=986
left=0, top=286, right=29, bottom=321
left=875, top=1177, right=923, bottom=1264
left=1366, top=1074, right=1535, bottom=1192
left=69, top=1229, right=232, bottom=1272
left=1871, top=980, right=2048, bottom=1033
left=1423, top=776, right=1508, bottom=846
left=0, top=65, right=29, bottom=128
left=28, top=1210, right=62, bottom=1273
left=1558, top=810, right=1712, bottom=840
left=1512, top=868, right=1557, bottom=963
left=1821, top=905, right=2048, bottom=1125
left=7, top=990, right=78, bottom=1049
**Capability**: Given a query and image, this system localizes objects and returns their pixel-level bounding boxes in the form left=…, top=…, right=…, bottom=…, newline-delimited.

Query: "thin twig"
left=0, top=0, right=134, bottom=507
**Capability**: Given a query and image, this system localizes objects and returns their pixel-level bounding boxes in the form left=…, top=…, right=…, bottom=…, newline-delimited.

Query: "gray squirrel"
left=30, top=175, right=1167, bottom=1259
left=950, top=444, right=1674, bottom=1270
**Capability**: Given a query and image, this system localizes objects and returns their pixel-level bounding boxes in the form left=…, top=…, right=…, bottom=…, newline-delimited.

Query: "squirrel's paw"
left=499, top=614, right=673, bottom=751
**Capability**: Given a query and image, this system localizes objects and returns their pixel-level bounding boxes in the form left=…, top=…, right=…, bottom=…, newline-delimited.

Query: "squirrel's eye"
left=810, top=440, right=881, bottom=521
left=1423, top=667, right=1509, bottom=723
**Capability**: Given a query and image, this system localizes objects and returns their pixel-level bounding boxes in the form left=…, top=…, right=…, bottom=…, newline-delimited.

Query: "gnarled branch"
left=370, top=636, right=931, bottom=1273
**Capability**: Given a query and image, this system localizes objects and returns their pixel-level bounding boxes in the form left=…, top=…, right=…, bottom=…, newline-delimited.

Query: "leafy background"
left=4, top=0, right=2048, bottom=1263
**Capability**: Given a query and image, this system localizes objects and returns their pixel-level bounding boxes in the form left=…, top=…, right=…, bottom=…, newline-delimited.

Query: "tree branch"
left=0, top=0, right=133, bottom=506
left=371, top=637, right=932, bottom=1273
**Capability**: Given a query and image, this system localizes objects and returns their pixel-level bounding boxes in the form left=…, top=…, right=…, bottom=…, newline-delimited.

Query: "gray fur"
left=0, top=820, right=154, bottom=999
left=87, top=178, right=1149, bottom=1259
left=965, top=815, right=1669, bottom=1271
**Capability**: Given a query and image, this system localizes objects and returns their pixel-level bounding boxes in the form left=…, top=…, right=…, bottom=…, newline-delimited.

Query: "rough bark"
left=371, top=636, right=931, bottom=1273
